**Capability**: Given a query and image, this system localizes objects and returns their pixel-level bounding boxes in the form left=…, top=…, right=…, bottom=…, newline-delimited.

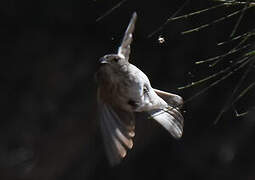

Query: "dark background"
left=0, top=0, right=255, bottom=179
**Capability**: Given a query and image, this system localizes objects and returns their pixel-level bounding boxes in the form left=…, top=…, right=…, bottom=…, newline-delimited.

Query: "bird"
left=96, top=12, right=184, bottom=166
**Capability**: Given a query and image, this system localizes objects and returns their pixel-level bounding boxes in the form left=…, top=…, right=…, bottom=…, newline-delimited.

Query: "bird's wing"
left=150, top=89, right=184, bottom=138
left=98, top=100, right=135, bottom=166
left=154, top=89, right=183, bottom=108
left=149, top=107, right=184, bottom=139
left=118, top=12, right=137, bottom=61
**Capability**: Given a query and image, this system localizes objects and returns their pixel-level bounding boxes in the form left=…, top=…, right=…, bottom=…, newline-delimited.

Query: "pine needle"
left=214, top=57, right=255, bottom=124
left=178, top=56, right=249, bottom=90
left=183, top=57, right=251, bottom=104
left=96, top=0, right=127, bottom=22
left=181, top=7, right=252, bottom=35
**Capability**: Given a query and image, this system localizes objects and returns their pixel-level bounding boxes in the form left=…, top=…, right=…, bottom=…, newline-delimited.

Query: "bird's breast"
left=97, top=65, right=136, bottom=111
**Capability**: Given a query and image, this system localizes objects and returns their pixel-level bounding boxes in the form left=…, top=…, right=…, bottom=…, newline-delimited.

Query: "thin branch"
left=147, top=0, right=190, bottom=38
left=195, top=44, right=250, bottom=64
left=230, top=0, right=251, bottom=37
left=217, top=30, right=255, bottom=46
left=210, top=33, right=251, bottom=67
left=96, top=0, right=127, bottom=22
left=214, top=0, right=255, bottom=6
left=178, top=56, right=249, bottom=90
left=183, top=57, right=251, bottom=104
left=234, top=109, right=249, bottom=117
left=233, top=82, right=255, bottom=103
left=214, top=57, right=255, bottom=124
left=167, top=3, right=225, bottom=22
left=181, top=7, right=252, bottom=35
left=234, top=106, right=255, bottom=117
left=148, top=0, right=255, bottom=38
left=245, top=50, right=255, bottom=56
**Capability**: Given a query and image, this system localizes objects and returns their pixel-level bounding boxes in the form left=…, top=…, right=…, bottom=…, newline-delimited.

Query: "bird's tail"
left=148, top=106, right=184, bottom=139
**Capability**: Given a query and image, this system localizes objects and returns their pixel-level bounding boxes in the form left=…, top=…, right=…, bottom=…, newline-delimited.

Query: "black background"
left=0, top=0, right=255, bottom=179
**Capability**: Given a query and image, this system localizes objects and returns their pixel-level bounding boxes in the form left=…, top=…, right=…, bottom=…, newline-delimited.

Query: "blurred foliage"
left=155, top=0, right=255, bottom=122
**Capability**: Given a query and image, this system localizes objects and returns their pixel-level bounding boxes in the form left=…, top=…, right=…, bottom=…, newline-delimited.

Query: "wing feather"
left=149, top=107, right=184, bottom=139
left=118, top=12, right=137, bottom=61
left=98, top=101, right=135, bottom=165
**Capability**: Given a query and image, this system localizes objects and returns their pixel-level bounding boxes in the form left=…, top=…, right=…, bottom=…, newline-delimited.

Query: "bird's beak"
left=99, top=57, right=108, bottom=64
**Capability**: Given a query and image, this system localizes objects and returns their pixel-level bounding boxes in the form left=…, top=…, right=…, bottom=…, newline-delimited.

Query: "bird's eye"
left=143, top=85, right=149, bottom=94
left=113, top=58, right=119, bottom=62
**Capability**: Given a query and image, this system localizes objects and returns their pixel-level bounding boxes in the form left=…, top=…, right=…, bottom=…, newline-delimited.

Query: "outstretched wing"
left=118, top=12, right=137, bottom=61
left=98, top=100, right=135, bottom=166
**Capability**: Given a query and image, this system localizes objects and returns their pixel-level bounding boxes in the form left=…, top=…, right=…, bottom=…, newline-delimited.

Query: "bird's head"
left=96, top=53, right=128, bottom=84
left=99, top=54, right=127, bottom=67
